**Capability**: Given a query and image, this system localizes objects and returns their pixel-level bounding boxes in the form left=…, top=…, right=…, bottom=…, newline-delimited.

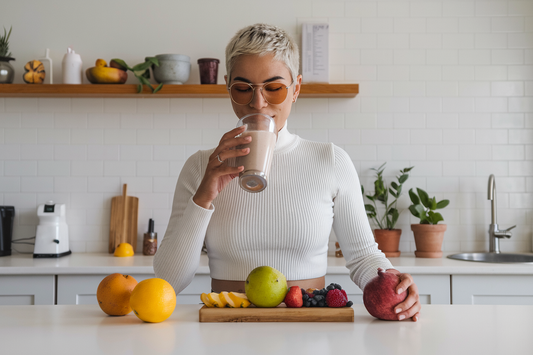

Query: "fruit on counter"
left=114, top=242, right=134, bottom=257
left=245, top=266, right=288, bottom=308
left=284, top=286, right=303, bottom=308
left=302, top=283, right=353, bottom=308
left=130, top=278, right=176, bottom=323
left=96, top=273, right=138, bottom=316
left=363, top=268, right=407, bottom=320
left=109, top=59, right=128, bottom=71
left=86, top=58, right=128, bottom=84
left=200, top=292, right=251, bottom=308
left=325, top=289, right=348, bottom=308
left=23, top=60, right=45, bottom=84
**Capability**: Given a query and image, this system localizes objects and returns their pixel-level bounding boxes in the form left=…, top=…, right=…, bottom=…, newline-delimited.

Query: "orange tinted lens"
left=230, top=83, right=253, bottom=104
left=263, top=83, right=287, bottom=104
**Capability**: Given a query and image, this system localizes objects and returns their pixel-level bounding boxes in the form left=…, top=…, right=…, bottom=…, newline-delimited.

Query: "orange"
left=114, top=242, right=134, bottom=257
left=130, top=278, right=176, bottom=323
left=97, top=273, right=138, bottom=316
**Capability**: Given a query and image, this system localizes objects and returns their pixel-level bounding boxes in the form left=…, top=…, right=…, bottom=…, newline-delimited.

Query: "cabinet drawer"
left=0, top=275, right=55, bottom=305
left=452, top=275, right=533, bottom=305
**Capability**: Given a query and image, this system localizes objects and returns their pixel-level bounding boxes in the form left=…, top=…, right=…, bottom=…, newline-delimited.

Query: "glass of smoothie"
left=234, top=113, right=277, bottom=193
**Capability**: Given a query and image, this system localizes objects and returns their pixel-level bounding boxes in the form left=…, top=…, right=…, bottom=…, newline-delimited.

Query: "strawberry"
left=284, top=286, right=303, bottom=308
left=326, top=289, right=347, bottom=308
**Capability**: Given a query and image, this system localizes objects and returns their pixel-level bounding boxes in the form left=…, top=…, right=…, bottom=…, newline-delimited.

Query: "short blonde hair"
left=225, top=23, right=299, bottom=87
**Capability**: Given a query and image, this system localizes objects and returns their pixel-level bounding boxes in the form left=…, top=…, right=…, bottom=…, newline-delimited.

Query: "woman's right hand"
left=192, top=125, right=251, bottom=209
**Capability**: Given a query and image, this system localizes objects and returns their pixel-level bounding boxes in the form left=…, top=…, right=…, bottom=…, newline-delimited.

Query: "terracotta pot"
left=373, top=229, right=401, bottom=258
left=411, top=224, right=447, bottom=258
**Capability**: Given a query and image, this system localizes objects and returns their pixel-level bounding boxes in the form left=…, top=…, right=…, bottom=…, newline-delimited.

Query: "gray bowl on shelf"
left=148, top=54, right=190, bottom=85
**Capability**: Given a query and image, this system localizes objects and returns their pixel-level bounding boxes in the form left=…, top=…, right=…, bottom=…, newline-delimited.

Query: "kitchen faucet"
left=487, top=174, right=516, bottom=253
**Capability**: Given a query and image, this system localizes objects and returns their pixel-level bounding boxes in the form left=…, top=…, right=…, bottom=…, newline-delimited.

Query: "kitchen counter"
left=1, top=252, right=533, bottom=275
left=1, top=304, right=531, bottom=355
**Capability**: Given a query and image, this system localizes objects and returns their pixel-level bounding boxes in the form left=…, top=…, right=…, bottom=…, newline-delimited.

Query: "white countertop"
left=1, top=252, right=533, bottom=275
left=1, top=304, right=531, bottom=355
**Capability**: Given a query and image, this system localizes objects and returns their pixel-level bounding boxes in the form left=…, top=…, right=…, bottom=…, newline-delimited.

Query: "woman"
left=154, top=23, right=421, bottom=321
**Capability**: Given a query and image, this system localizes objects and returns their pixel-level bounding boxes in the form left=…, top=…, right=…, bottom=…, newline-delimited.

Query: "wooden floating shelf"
left=0, top=83, right=358, bottom=98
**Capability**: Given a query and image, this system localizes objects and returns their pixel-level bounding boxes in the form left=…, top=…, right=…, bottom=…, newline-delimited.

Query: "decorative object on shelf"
left=409, top=188, right=450, bottom=258
left=0, top=26, right=15, bottom=84
left=86, top=59, right=128, bottom=85
left=143, top=218, right=157, bottom=256
left=362, top=163, right=414, bottom=258
left=197, top=58, right=219, bottom=84
left=111, top=57, right=162, bottom=93
left=149, top=54, right=190, bottom=85
left=62, top=47, right=82, bottom=84
left=38, top=48, right=53, bottom=84
left=23, top=60, right=45, bottom=84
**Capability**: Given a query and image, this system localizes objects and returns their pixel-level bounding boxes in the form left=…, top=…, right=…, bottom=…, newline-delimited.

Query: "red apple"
left=363, top=268, right=408, bottom=320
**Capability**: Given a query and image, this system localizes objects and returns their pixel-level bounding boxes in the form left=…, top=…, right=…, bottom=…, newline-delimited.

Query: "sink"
left=447, top=252, right=533, bottom=264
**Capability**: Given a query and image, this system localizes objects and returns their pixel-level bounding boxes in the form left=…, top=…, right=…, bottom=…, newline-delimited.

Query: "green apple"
left=245, top=266, right=288, bottom=307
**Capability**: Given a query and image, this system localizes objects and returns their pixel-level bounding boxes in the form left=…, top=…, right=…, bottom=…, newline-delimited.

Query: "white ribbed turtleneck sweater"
left=154, top=125, right=394, bottom=294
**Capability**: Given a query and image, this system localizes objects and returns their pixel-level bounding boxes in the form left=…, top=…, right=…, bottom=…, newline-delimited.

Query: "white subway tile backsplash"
left=475, top=34, right=507, bottom=49
left=476, top=161, right=509, bottom=177
left=104, top=129, right=136, bottom=145
left=54, top=113, right=87, bottom=129
left=459, top=50, right=491, bottom=65
left=54, top=177, right=87, bottom=192
left=442, top=98, right=475, bottom=112
left=72, top=99, right=104, bottom=113
left=345, top=34, right=377, bottom=49
left=38, top=129, right=70, bottom=144
left=497, top=177, right=526, bottom=192
left=0, top=113, right=21, bottom=128
left=21, top=113, right=54, bottom=128
left=475, top=66, right=507, bottom=81
left=393, top=50, right=425, bottom=65
left=362, top=18, right=393, bottom=34
left=442, top=67, right=475, bottom=81
left=345, top=65, right=378, bottom=81
left=312, top=114, right=344, bottom=129
left=119, top=177, right=153, bottom=193
left=492, top=113, right=524, bottom=128
left=459, top=82, right=490, bottom=97
left=4, top=193, right=37, bottom=208
left=87, top=177, right=120, bottom=193
left=427, top=50, right=458, bottom=65
left=378, top=34, right=409, bottom=49
left=104, top=99, right=137, bottom=113
left=509, top=193, right=533, bottom=208
left=345, top=2, right=377, bottom=17
left=410, top=98, right=442, bottom=112
left=54, top=145, right=86, bottom=160
left=427, top=177, right=459, bottom=192
left=137, top=99, right=169, bottom=114
left=476, top=129, right=508, bottom=144
left=475, top=97, right=508, bottom=113
left=0, top=177, right=20, bottom=192
left=71, top=161, right=104, bottom=177
left=5, top=98, right=38, bottom=113
left=427, top=145, right=459, bottom=160
left=120, top=114, right=153, bottom=129
left=394, top=18, right=426, bottom=33
left=87, top=114, right=121, bottom=128
left=458, top=17, right=490, bottom=33
left=344, top=145, right=377, bottom=161
left=458, top=113, right=491, bottom=128
left=20, top=145, right=54, bottom=160
left=459, top=145, right=492, bottom=160
left=411, top=129, right=443, bottom=144
left=38, top=161, right=70, bottom=176
left=120, top=145, right=153, bottom=161
left=508, top=33, right=533, bottom=48
left=20, top=177, right=53, bottom=192
left=104, top=161, right=136, bottom=177
left=38, top=98, right=71, bottom=113
left=5, top=161, right=37, bottom=176
left=509, top=97, right=533, bottom=112
left=328, top=129, right=360, bottom=144
left=509, top=129, right=533, bottom=144
left=443, top=34, right=474, bottom=49
left=411, top=34, right=442, bottom=49
left=5, top=129, right=36, bottom=144
left=510, top=161, right=533, bottom=176
left=427, top=114, right=459, bottom=128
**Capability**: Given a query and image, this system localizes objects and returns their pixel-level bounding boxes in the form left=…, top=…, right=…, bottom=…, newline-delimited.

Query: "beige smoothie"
left=236, top=130, right=277, bottom=192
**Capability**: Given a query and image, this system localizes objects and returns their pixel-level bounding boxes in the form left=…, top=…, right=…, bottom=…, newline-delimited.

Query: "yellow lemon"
left=114, top=243, right=134, bottom=257
left=130, top=278, right=176, bottom=323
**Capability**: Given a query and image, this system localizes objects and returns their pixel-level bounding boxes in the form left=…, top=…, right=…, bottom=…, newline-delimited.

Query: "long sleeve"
left=153, top=150, right=214, bottom=294
left=331, top=145, right=394, bottom=290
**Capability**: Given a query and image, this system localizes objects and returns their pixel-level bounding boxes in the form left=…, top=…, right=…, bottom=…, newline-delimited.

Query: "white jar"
left=62, top=47, right=83, bottom=84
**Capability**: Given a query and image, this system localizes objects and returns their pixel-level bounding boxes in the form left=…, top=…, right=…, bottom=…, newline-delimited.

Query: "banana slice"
left=200, top=293, right=214, bottom=307
left=219, top=291, right=231, bottom=307
left=228, top=292, right=251, bottom=308
left=207, top=292, right=224, bottom=308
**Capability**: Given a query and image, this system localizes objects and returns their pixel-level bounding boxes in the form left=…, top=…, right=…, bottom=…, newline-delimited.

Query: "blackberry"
left=326, top=284, right=335, bottom=291
left=303, top=300, right=311, bottom=307
left=301, top=288, right=306, bottom=296
left=303, top=293, right=309, bottom=302
left=318, top=300, right=326, bottom=307
left=310, top=298, right=318, bottom=306
left=313, top=295, right=325, bottom=302
left=346, top=301, right=353, bottom=307
left=334, top=283, right=342, bottom=290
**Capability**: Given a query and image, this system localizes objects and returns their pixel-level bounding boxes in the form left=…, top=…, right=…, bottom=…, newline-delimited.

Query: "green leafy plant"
left=362, top=163, right=414, bottom=230
left=111, top=57, right=163, bottom=94
left=0, top=26, right=12, bottom=57
left=408, top=188, right=449, bottom=225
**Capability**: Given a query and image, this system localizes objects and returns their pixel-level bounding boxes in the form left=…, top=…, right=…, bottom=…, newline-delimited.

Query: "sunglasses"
left=228, top=81, right=294, bottom=105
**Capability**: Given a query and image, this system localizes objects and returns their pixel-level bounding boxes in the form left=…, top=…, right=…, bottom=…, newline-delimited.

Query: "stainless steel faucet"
left=487, top=174, right=516, bottom=253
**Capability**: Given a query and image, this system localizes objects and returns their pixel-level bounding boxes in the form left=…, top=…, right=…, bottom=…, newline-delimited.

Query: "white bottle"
left=62, top=47, right=83, bottom=84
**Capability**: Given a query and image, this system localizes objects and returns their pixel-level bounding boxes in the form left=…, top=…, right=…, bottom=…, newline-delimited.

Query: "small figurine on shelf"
left=23, top=60, right=45, bottom=84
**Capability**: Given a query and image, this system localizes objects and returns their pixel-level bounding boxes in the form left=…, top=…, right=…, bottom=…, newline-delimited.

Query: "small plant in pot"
left=362, top=163, right=414, bottom=258
left=0, top=26, right=15, bottom=84
left=408, top=188, right=450, bottom=258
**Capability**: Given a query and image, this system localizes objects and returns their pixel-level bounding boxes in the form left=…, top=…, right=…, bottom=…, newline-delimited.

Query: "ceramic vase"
left=0, top=56, right=15, bottom=84
left=149, top=54, right=190, bottom=85
left=411, top=224, right=447, bottom=258
left=373, top=229, right=402, bottom=258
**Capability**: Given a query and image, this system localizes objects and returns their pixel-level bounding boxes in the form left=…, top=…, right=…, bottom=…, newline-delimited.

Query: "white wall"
left=1, top=0, right=532, bottom=254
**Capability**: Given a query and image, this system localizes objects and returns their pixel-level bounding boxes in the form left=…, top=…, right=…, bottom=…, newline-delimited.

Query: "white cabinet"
left=57, top=274, right=211, bottom=305
left=325, top=274, right=450, bottom=304
left=452, top=275, right=533, bottom=305
left=0, top=275, right=55, bottom=305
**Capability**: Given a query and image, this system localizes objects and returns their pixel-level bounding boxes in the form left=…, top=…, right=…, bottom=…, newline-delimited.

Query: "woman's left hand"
left=385, top=269, right=421, bottom=322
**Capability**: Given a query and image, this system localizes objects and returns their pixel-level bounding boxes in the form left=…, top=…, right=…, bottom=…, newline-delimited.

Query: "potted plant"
left=0, top=26, right=15, bottom=84
left=408, top=188, right=450, bottom=258
left=362, top=163, right=414, bottom=257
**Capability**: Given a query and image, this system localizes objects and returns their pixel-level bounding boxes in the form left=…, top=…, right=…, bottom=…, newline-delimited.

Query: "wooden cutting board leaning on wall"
left=109, top=184, right=139, bottom=253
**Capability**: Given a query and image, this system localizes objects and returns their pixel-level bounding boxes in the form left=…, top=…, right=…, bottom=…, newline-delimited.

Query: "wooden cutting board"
left=199, top=305, right=354, bottom=323
left=109, top=184, right=139, bottom=253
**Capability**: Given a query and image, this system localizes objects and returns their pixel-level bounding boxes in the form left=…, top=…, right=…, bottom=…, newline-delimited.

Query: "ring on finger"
left=216, top=154, right=223, bottom=163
